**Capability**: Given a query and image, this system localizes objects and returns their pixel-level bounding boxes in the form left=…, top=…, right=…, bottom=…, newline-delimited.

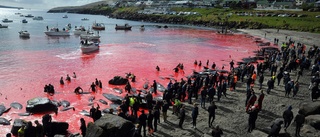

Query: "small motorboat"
left=92, top=22, right=105, bottom=30
left=80, top=39, right=100, bottom=53
left=63, top=15, right=68, bottom=18
left=115, top=23, right=132, bottom=30
left=80, top=31, right=100, bottom=40
left=22, top=19, right=28, bottom=23
left=44, top=27, right=71, bottom=36
left=25, top=14, right=34, bottom=18
left=140, top=25, right=145, bottom=31
left=81, top=18, right=89, bottom=21
left=19, top=30, right=30, bottom=38
left=73, top=26, right=87, bottom=35
left=2, top=18, right=13, bottom=23
left=0, top=24, right=8, bottom=28
left=33, top=16, right=44, bottom=20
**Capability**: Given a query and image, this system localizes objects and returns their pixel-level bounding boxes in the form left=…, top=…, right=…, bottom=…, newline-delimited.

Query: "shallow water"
left=0, top=8, right=271, bottom=135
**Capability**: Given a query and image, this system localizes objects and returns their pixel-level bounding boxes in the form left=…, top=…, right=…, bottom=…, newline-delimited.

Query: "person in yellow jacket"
left=18, top=125, right=25, bottom=137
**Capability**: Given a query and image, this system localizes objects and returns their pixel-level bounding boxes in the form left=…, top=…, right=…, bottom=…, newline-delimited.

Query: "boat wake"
left=56, top=50, right=82, bottom=60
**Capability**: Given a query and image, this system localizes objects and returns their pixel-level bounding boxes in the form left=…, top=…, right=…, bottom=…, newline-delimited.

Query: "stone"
left=305, top=115, right=320, bottom=130
left=86, top=114, right=135, bottom=137
left=298, top=102, right=320, bottom=116
left=85, top=122, right=106, bottom=137
left=108, top=76, right=128, bottom=85
left=95, top=114, right=135, bottom=137
left=10, top=119, right=27, bottom=135
left=26, top=97, right=58, bottom=113
left=301, top=124, right=317, bottom=134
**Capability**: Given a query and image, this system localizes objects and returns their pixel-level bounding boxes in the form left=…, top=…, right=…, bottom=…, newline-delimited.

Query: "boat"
left=80, top=39, right=100, bottom=53
left=0, top=24, right=8, bottom=28
left=25, top=14, right=34, bottom=18
left=140, top=25, right=145, bottom=31
left=80, top=31, right=100, bottom=40
left=63, top=15, right=68, bottom=18
left=92, top=22, right=105, bottom=30
left=73, top=26, right=87, bottom=35
left=2, top=18, right=13, bottom=23
left=44, top=27, right=71, bottom=36
left=19, top=30, right=30, bottom=38
left=33, top=16, right=44, bottom=20
left=81, top=18, right=89, bottom=21
left=115, top=23, right=132, bottom=30
left=22, top=19, right=28, bottom=23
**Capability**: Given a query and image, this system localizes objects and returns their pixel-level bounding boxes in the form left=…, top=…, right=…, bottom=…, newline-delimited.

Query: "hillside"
left=47, top=0, right=115, bottom=13
left=0, top=5, right=23, bottom=9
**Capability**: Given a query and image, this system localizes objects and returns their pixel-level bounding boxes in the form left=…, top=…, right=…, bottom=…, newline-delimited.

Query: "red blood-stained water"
left=0, top=28, right=271, bottom=135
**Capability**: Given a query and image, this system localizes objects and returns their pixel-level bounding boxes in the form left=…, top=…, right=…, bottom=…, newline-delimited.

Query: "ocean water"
left=0, top=8, right=269, bottom=135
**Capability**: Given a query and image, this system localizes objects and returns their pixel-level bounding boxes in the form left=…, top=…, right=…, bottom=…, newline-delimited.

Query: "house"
left=315, top=0, right=320, bottom=7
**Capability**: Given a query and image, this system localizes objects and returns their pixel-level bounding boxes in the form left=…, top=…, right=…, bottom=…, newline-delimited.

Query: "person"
left=208, top=101, right=218, bottom=127
left=267, top=78, right=275, bottom=94
left=294, top=113, right=305, bottom=137
left=293, top=81, right=299, bottom=97
left=72, top=72, right=76, bottom=78
left=134, top=124, right=142, bottom=137
left=24, top=121, right=36, bottom=137
left=6, top=133, right=11, bottom=137
left=211, top=125, right=223, bottom=137
left=283, top=105, right=293, bottom=131
left=153, top=107, right=160, bottom=132
left=162, top=100, right=169, bottom=122
left=98, top=80, right=102, bottom=88
left=258, top=73, right=264, bottom=90
left=34, top=120, right=44, bottom=137
left=229, top=60, right=234, bottom=70
left=80, top=118, right=86, bottom=137
left=66, top=74, right=71, bottom=82
left=89, top=105, right=96, bottom=121
left=18, top=125, right=25, bottom=137
left=146, top=91, right=153, bottom=110
left=60, top=77, right=64, bottom=85
left=138, top=110, right=147, bottom=137
left=46, top=26, right=49, bottom=31
left=156, top=66, right=160, bottom=71
left=125, top=81, right=132, bottom=93
left=95, top=78, right=99, bottom=86
left=147, top=110, right=154, bottom=136
left=200, top=87, right=207, bottom=108
left=247, top=105, right=259, bottom=133
left=90, top=82, right=96, bottom=92
left=74, top=86, right=83, bottom=94
left=152, top=80, right=157, bottom=94
left=257, top=90, right=265, bottom=110
left=172, top=96, right=181, bottom=115
left=191, top=103, right=199, bottom=129
left=94, top=105, right=102, bottom=121
left=268, top=120, right=283, bottom=137
left=246, top=90, right=257, bottom=112
left=179, top=105, right=186, bottom=129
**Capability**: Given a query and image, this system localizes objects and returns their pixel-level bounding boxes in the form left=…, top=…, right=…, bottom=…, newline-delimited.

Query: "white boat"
left=2, top=18, right=13, bottom=23
left=63, top=15, right=68, bottom=18
left=25, top=14, right=34, bottom=18
left=92, top=22, right=105, bottom=30
left=73, top=26, right=87, bottom=35
left=19, top=30, right=30, bottom=38
left=80, top=39, right=99, bottom=53
left=0, top=24, right=8, bottom=28
left=22, top=19, right=28, bottom=23
left=44, top=27, right=71, bottom=36
left=80, top=31, right=100, bottom=40
left=33, top=16, right=44, bottom=20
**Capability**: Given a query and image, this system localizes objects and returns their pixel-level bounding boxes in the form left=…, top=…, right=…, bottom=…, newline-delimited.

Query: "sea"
left=0, top=8, right=268, bottom=135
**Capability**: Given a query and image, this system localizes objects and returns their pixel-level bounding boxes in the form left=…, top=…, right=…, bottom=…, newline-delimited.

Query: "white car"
left=316, top=15, right=320, bottom=18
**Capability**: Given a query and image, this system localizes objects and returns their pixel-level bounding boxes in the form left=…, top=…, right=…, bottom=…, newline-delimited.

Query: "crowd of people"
left=8, top=34, right=320, bottom=137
